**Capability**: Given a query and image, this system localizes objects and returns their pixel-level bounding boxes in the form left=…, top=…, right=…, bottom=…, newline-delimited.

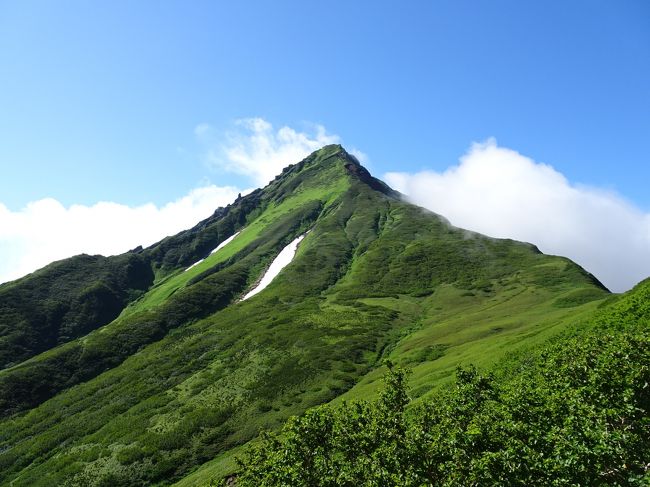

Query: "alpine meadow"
left=0, top=145, right=647, bottom=486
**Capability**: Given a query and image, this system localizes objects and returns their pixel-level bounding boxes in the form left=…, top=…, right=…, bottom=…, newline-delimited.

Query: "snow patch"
left=211, top=231, right=240, bottom=254
left=242, top=233, right=307, bottom=301
left=184, top=231, right=241, bottom=272
left=184, top=258, right=204, bottom=272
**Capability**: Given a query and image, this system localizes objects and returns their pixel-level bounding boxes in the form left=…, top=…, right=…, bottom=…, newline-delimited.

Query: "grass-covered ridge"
left=0, top=145, right=626, bottom=486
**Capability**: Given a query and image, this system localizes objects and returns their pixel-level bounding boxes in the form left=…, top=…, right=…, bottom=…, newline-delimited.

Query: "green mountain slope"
left=0, top=252, right=153, bottom=369
left=234, top=278, right=650, bottom=486
left=0, top=145, right=618, bottom=486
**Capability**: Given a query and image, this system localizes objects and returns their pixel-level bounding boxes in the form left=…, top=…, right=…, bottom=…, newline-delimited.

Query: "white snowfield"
left=242, top=233, right=307, bottom=301
left=184, top=231, right=241, bottom=272
left=211, top=231, right=240, bottom=254
left=184, top=258, right=204, bottom=272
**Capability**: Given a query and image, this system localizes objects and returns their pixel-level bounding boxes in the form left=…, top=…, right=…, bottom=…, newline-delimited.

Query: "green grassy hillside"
left=235, top=278, right=649, bottom=486
left=0, top=252, right=153, bottom=369
left=0, top=145, right=624, bottom=487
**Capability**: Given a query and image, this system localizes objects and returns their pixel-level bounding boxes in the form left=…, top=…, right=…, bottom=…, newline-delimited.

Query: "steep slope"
left=0, top=145, right=611, bottom=486
left=0, top=252, right=153, bottom=369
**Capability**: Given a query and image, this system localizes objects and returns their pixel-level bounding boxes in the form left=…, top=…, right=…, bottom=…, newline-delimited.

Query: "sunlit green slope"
left=230, top=279, right=650, bottom=487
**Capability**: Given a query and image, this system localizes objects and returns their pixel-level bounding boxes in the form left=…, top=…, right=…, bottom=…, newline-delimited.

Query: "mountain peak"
left=274, top=144, right=398, bottom=198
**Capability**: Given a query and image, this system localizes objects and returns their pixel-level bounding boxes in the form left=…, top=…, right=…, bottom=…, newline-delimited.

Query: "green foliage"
left=237, top=363, right=411, bottom=486
left=554, top=287, right=608, bottom=308
left=402, top=344, right=448, bottom=365
left=410, top=328, right=649, bottom=486
left=0, top=145, right=630, bottom=486
left=236, top=318, right=649, bottom=486
left=0, top=252, right=153, bottom=368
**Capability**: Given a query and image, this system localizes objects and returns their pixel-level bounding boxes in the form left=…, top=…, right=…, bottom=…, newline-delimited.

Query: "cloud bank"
left=385, top=139, right=650, bottom=292
left=0, top=185, right=240, bottom=284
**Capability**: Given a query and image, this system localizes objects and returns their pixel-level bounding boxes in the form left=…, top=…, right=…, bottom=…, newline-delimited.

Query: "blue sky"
left=0, top=1, right=649, bottom=290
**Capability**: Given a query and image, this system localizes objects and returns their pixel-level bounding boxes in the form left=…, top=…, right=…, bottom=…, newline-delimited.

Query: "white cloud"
left=0, top=185, right=240, bottom=284
left=349, top=148, right=369, bottom=165
left=197, top=118, right=340, bottom=186
left=385, top=139, right=650, bottom=293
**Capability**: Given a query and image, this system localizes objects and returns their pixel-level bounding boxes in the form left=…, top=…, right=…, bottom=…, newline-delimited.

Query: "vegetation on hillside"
left=0, top=147, right=346, bottom=416
left=236, top=279, right=650, bottom=486
left=0, top=146, right=632, bottom=487
left=0, top=252, right=153, bottom=369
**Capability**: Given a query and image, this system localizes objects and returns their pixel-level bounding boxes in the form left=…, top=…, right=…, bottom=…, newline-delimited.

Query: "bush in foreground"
left=235, top=327, right=649, bottom=486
